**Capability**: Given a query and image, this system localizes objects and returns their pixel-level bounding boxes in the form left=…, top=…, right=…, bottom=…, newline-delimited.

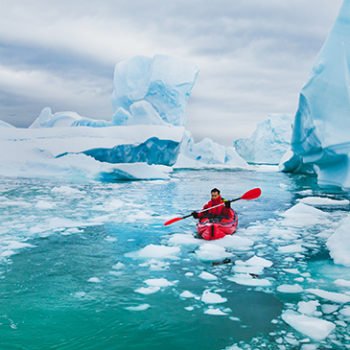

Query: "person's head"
left=211, top=188, right=220, bottom=200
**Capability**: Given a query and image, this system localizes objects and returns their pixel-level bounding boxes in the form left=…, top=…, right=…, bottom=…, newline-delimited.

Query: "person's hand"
left=224, top=201, right=231, bottom=209
left=191, top=211, right=199, bottom=218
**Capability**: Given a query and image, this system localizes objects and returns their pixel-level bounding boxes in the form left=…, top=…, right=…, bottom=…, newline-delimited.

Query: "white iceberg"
left=174, top=130, right=248, bottom=169
left=234, top=114, right=293, bottom=165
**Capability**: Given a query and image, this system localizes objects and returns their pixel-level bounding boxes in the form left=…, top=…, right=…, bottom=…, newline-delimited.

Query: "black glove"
left=224, top=201, right=231, bottom=209
left=191, top=211, right=199, bottom=218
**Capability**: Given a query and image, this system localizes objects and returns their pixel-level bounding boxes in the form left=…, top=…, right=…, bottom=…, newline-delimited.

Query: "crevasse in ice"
left=234, top=114, right=293, bottom=165
left=280, top=1, right=350, bottom=188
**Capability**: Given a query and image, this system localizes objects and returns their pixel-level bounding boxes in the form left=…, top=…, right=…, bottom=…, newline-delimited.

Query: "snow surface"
left=280, top=1, right=350, bottom=188
left=234, top=114, right=293, bottom=164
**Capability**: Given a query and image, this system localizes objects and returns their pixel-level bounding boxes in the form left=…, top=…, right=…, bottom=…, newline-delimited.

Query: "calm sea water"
left=0, top=169, right=349, bottom=349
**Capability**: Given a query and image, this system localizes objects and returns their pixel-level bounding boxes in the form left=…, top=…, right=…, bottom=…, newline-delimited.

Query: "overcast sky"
left=0, top=0, right=343, bottom=145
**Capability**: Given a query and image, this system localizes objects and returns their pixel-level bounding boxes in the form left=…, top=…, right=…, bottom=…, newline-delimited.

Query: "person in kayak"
left=191, top=188, right=234, bottom=220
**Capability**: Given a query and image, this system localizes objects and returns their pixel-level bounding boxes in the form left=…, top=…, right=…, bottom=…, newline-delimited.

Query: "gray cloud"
left=0, top=0, right=343, bottom=144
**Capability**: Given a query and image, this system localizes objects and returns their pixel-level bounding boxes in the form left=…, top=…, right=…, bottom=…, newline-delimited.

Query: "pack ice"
left=280, top=1, right=350, bottom=188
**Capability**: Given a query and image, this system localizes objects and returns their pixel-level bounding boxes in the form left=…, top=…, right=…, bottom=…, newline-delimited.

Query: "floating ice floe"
left=297, top=300, right=320, bottom=315
left=277, top=284, right=303, bottom=294
left=334, top=279, right=350, bottom=287
left=236, top=255, right=273, bottom=268
left=88, top=277, right=101, bottom=283
left=180, top=291, right=198, bottom=299
left=327, top=215, right=350, bottom=266
left=135, top=286, right=160, bottom=295
left=211, top=235, right=254, bottom=251
left=204, top=308, right=228, bottom=316
left=339, top=306, right=350, bottom=317
left=125, top=244, right=180, bottom=259
left=125, top=304, right=150, bottom=311
left=35, top=200, right=56, bottom=209
left=168, top=233, right=200, bottom=246
left=201, top=290, right=227, bottom=304
left=199, top=271, right=218, bottom=281
left=195, top=244, right=233, bottom=261
left=278, top=244, right=306, bottom=254
left=144, top=278, right=176, bottom=287
left=281, top=310, right=336, bottom=341
left=280, top=203, right=328, bottom=227
left=228, top=274, right=272, bottom=287
left=298, top=197, right=350, bottom=207
left=321, top=304, right=339, bottom=314
left=306, top=288, right=350, bottom=303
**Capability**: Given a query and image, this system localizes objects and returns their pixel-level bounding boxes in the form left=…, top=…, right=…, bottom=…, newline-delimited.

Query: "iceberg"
left=0, top=53, right=248, bottom=180
left=0, top=54, right=202, bottom=181
left=174, top=130, right=248, bottom=169
left=0, top=120, right=15, bottom=128
left=111, top=55, right=199, bottom=126
left=0, top=124, right=183, bottom=180
left=234, top=114, right=293, bottom=165
left=280, top=1, right=350, bottom=188
left=29, top=107, right=112, bottom=128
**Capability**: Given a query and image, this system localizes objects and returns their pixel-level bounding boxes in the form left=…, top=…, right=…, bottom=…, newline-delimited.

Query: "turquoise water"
left=0, top=170, right=349, bottom=349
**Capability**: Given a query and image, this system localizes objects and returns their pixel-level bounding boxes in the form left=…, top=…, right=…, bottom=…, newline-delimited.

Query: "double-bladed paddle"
left=164, top=187, right=261, bottom=226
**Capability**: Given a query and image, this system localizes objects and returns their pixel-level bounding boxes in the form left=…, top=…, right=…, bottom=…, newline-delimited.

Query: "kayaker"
left=191, top=188, right=234, bottom=219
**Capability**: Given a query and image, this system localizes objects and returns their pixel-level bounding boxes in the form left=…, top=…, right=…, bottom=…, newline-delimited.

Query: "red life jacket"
left=198, top=195, right=234, bottom=218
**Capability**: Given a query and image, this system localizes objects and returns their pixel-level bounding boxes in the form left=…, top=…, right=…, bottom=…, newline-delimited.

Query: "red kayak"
left=196, top=210, right=238, bottom=240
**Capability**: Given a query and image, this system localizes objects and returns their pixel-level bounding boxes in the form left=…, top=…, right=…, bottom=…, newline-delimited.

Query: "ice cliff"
left=280, top=0, right=350, bottom=188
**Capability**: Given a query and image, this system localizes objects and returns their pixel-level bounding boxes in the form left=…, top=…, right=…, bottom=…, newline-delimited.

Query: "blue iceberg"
left=281, top=1, right=350, bottom=188
left=112, top=55, right=199, bottom=126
